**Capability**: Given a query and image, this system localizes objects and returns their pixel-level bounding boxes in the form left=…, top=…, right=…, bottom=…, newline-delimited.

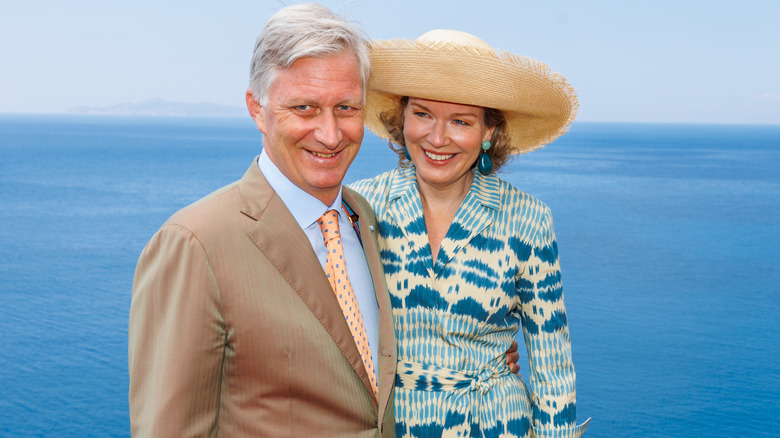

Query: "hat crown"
left=416, top=29, right=492, bottom=51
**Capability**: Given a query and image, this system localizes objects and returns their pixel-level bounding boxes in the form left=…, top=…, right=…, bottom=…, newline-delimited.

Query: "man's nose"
left=314, top=113, right=343, bottom=149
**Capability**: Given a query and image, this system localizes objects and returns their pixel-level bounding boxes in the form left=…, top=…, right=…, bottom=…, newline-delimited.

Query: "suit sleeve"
left=517, top=208, right=589, bottom=438
left=128, top=223, right=226, bottom=437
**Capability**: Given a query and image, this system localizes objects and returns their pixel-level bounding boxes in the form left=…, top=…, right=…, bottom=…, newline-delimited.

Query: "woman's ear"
left=484, top=125, right=496, bottom=143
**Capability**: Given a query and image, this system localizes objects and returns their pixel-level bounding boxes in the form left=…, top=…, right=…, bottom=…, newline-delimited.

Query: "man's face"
left=249, top=51, right=364, bottom=205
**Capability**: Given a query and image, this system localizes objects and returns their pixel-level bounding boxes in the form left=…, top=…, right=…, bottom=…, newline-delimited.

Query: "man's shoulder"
left=164, top=180, right=242, bottom=233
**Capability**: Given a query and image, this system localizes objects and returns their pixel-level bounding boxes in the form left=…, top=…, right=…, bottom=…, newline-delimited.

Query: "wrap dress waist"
left=395, top=358, right=512, bottom=426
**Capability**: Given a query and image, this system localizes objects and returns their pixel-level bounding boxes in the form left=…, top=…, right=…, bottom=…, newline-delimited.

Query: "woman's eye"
left=453, top=119, right=470, bottom=126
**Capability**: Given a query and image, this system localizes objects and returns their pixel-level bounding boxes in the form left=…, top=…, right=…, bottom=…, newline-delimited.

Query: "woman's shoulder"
left=489, top=176, right=556, bottom=240
left=348, top=167, right=415, bottom=213
left=350, top=166, right=418, bottom=197
left=348, top=168, right=399, bottom=200
left=491, top=176, right=552, bottom=215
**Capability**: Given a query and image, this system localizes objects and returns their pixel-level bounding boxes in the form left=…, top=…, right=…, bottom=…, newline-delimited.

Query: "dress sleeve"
left=516, top=207, right=590, bottom=437
left=128, top=224, right=226, bottom=437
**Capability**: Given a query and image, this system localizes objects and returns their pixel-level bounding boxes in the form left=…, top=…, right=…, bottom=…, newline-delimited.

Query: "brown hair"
left=378, top=97, right=512, bottom=172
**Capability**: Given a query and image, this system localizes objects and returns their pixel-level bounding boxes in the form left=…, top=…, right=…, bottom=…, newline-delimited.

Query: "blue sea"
left=1, top=115, right=778, bottom=437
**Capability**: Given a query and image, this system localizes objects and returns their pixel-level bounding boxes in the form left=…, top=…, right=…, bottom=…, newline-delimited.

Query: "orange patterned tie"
left=318, top=209, right=378, bottom=398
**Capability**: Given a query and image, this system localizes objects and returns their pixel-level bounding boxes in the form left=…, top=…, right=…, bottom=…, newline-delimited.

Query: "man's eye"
left=295, top=105, right=312, bottom=111
left=336, top=105, right=360, bottom=116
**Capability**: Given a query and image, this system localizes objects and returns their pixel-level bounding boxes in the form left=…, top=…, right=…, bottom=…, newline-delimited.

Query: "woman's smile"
left=422, top=149, right=455, bottom=161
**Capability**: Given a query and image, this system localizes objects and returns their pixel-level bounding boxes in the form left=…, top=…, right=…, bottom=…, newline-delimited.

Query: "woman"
left=351, top=30, right=590, bottom=437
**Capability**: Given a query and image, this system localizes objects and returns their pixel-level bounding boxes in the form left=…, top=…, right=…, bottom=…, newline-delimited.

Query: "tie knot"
left=318, top=209, right=341, bottom=241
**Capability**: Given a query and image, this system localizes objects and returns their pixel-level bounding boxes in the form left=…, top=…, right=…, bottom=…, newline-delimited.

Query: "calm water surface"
left=1, top=115, right=778, bottom=437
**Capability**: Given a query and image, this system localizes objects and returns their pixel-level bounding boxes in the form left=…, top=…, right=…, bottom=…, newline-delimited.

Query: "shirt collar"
left=257, top=150, right=344, bottom=229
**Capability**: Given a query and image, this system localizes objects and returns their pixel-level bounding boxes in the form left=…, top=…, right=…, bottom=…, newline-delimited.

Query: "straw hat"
left=364, top=29, right=578, bottom=154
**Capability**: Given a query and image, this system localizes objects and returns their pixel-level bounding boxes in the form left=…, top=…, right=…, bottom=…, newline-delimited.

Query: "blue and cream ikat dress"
left=351, top=166, right=588, bottom=438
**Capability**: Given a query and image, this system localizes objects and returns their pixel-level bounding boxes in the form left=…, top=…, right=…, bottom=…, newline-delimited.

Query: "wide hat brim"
left=364, top=33, right=578, bottom=154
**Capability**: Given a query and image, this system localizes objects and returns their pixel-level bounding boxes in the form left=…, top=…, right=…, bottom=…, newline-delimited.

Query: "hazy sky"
left=2, top=0, right=778, bottom=124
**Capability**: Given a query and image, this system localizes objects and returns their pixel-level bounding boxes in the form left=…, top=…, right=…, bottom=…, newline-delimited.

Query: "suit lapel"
left=239, top=160, right=372, bottom=401
left=343, top=188, right=394, bottom=409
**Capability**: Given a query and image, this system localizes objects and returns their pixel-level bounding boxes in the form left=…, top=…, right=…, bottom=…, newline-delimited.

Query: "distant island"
left=66, top=98, right=245, bottom=117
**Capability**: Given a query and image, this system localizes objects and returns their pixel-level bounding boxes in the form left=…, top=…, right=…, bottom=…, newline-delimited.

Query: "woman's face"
left=403, top=97, right=495, bottom=190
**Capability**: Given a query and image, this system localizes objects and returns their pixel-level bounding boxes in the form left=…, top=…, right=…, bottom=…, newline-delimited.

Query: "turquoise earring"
left=404, top=147, right=411, bottom=161
left=478, top=140, right=492, bottom=174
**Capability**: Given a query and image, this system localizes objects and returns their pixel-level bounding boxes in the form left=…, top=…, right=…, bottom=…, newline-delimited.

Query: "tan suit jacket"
left=129, top=158, right=396, bottom=437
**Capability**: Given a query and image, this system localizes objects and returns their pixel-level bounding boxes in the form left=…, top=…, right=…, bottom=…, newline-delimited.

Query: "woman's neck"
left=416, top=172, right=473, bottom=262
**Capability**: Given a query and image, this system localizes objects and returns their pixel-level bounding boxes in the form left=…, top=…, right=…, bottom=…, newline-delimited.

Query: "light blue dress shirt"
left=257, top=152, right=379, bottom=379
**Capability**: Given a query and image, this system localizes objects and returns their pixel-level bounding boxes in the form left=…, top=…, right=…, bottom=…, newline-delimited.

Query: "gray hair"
left=248, top=3, right=370, bottom=105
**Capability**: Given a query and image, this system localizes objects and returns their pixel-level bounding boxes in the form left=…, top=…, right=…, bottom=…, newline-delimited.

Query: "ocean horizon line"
left=0, top=111, right=778, bottom=128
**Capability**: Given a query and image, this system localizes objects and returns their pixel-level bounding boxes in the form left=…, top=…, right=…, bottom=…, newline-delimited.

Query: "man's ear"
left=246, top=90, right=266, bottom=133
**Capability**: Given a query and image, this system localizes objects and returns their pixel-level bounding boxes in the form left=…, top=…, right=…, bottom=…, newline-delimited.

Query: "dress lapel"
left=433, top=171, right=501, bottom=276
left=388, top=168, right=502, bottom=278
left=386, top=168, right=435, bottom=278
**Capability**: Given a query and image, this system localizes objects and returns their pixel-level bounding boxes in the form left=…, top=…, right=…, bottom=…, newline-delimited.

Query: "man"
left=129, top=4, right=395, bottom=436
